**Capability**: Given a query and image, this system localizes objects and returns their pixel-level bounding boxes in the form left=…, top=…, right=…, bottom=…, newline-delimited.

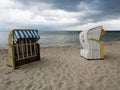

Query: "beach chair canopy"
left=13, top=29, right=40, bottom=44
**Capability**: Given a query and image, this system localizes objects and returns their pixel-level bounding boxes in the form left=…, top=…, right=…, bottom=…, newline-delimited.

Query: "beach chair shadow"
left=104, top=54, right=115, bottom=60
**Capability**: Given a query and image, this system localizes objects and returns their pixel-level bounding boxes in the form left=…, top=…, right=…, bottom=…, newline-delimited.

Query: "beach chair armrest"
left=88, top=38, right=104, bottom=58
left=88, top=38, right=100, bottom=43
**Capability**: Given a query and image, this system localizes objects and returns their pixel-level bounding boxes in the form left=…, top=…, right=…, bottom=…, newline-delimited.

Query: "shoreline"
left=0, top=42, right=120, bottom=50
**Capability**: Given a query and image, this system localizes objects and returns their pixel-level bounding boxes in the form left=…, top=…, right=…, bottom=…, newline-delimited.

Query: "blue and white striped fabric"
left=14, top=30, right=40, bottom=44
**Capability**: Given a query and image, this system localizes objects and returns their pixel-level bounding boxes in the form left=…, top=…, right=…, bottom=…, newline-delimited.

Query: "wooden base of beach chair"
left=80, top=55, right=104, bottom=60
left=15, top=56, right=40, bottom=68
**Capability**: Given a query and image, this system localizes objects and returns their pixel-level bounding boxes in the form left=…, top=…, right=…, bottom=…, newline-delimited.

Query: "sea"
left=0, top=31, right=120, bottom=49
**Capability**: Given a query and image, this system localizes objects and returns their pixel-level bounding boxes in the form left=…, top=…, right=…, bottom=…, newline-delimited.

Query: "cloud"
left=1, top=0, right=120, bottom=31
left=16, top=0, right=84, bottom=11
left=0, top=0, right=84, bottom=30
left=64, top=18, right=120, bottom=30
left=0, top=8, right=80, bottom=30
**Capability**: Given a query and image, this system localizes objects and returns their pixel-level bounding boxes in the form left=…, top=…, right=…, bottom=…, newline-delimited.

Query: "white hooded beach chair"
left=79, top=26, right=105, bottom=59
left=8, top=29, right=40, bottom=69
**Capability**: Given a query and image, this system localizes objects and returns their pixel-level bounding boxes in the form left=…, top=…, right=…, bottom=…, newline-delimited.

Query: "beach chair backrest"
left=87, top=26, right=103, bottom=40
left=86, top=26, right=103, bottom=49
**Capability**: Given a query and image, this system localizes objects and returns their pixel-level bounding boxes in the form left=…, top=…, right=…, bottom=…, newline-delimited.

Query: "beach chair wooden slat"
left=30, top=40, right=32, bottom=57
left=16, top=44, right=19, bottom=59
left=26, top=39, right=29, bottom=58
left=13, top=43, right=38, bottom=46
left=34, top=43, right=36, bottom=55
left=16, top=55, right=37, bottom=60
left=21, top=39, right=24, bottom=59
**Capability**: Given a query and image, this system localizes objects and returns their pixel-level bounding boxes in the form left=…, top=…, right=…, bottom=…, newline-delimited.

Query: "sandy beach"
left=0, top=43, right=120, bottom=90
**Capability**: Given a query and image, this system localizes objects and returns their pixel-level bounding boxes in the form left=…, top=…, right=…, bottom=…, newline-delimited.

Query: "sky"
left=0, top=0, right=120, bottom=31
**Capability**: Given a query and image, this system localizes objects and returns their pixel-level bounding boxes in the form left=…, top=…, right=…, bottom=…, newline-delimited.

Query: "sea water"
left=0, top=31, right=120, bottom=49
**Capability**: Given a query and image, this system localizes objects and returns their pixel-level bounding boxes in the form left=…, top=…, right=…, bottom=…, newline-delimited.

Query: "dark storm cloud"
left=40, top=0, right=85, bottom=11
left=76, top=0, right=120, bottom=25
left=93, top=0, right=120, bottom=17
left=16, top=0, right=85, bottom=11
left=14, top=0, right=120, bottom=29
left=98, top=0, right=120, bottom=12
left=16, top=0, right=120, bottom=10
left=16, top=0, right=120, bottom=17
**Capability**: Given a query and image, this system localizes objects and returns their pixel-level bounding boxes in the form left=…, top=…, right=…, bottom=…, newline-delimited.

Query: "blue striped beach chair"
left=8, top=29, right=40, bottom=69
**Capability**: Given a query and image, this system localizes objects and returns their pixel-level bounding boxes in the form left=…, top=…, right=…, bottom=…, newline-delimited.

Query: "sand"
left=0, top=43, right=120, bottom=90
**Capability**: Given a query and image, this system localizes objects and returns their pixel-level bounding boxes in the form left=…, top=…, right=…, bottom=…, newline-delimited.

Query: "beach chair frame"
left=8, top=29, right=40, bottom=69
